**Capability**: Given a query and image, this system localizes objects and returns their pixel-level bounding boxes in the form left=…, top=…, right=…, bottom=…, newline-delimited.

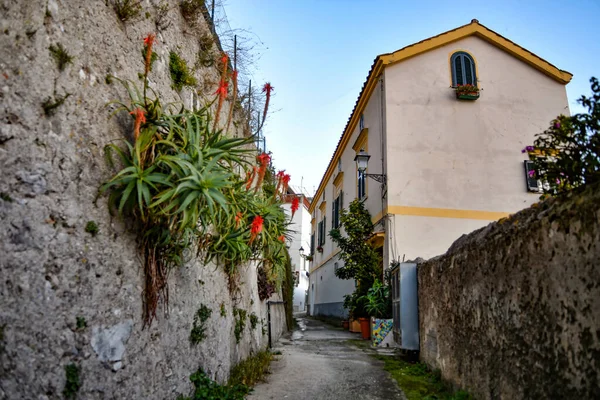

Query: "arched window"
left=451, top=52, right=477, bottom=87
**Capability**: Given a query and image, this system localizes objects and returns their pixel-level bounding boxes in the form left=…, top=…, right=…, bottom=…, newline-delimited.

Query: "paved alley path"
left=248, top=315, right=406, bottom=400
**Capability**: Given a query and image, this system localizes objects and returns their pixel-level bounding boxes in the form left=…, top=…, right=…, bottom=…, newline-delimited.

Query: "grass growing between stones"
left=178, top=350, right=274, bottom=400
left=63, top=363, right=81, bottom=399
left=372, top=354, right=473, bottom=400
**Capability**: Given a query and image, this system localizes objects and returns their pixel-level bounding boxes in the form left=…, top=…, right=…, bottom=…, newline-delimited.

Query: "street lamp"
left=354, top=149, right=387, bottom=184
left=299, top=246, right=305, bottom=257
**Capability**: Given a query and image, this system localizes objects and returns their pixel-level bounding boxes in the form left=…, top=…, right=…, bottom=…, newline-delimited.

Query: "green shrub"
left=525, top=77, right=600, bottom=196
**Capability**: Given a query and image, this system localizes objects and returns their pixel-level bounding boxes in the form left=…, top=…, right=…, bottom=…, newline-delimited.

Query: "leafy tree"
left=525, top=77, right=600, bottom=196
left=329, top=199, right=382, bottom=318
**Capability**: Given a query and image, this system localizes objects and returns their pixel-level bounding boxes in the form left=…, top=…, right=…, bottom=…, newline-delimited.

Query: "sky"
left=223, top=0, right=600, bottom=196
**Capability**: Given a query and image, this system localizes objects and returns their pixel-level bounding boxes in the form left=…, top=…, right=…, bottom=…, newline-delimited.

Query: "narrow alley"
left=248, top=315, right=406, bottom=400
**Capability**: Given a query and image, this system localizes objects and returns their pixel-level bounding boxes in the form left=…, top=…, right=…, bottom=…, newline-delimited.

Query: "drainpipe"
left=267, top=300, right=285, bottom=348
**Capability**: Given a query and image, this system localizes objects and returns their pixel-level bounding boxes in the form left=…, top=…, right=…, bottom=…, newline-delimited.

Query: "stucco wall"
left=308, top=255, right=354, bottom=318
left=0, top=2, right=286, bottom=399
left=418, top=185, right=600, bottom=399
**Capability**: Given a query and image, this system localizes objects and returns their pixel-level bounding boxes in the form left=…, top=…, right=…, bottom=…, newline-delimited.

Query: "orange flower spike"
left=235, top=211, right=243, bottom=228
left=261, top=82, right=274, bottom=127
left=249, top=215, right=264, bottom=244
left=275, top=170, right=285, bottom=193
left=282, top=174, right=291, bottom=194
left=143, top=33, right=156, bottom=76
left=214, top=80, right=228, bottom=100
left=130, top=108, right=146, bottom=140
left=278, top=235, right=285, bottom=243
left=254, top=153, right=271, bottom=192
left=291, top=197, right=300, bottom=218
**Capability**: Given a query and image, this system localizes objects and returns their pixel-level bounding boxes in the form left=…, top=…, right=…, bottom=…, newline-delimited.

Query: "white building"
left=282, top=189, right=312, bottom=312
left=308, top=19, right=572, bottom=318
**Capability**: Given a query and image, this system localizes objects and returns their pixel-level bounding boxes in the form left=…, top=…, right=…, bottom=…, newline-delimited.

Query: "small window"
left=337, top=158, right=342, bottom=172
left=357, top=170, right=366, bottom=199
left=332, top=190, right=344, bottom=229
left=451, top=52, right=477, bottom=87
left=359, top=114, right=365, bottom=131
left=524, top=160, right=540, bottom=192
left=322, top=189, right=325, bottom=201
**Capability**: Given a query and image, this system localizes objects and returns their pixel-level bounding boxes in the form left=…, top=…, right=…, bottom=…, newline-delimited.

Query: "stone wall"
left=0, top=1, right=286, bottom=399
left=418, top=185, right=600, bottom=399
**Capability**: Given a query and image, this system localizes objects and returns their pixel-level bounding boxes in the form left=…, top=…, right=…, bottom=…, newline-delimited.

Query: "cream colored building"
left=307, top=20, right=572, bottom=318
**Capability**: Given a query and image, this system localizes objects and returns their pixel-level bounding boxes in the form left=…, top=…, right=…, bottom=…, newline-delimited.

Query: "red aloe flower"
left=249, top=215, right=264, bottom=244
left=143, top=33, right=156, bottom=76
left=275, top=170, right=285, bottom=192
left=278, top=235, right=285, bottom=243
left=261, top=82, right=273, bottom=130
left=291, top=197, right=300, bottom=218
left=215, top=80, right=228, bottom=100
left=281, top=173, right=291, bottom=194
left=255, top=153, right=271, bottom=192
left=235, top=211, right=243, bottom=228
left=129, top=108, right=146, bottom=140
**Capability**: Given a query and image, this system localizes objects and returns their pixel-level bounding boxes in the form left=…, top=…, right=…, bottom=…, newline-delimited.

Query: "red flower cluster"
left=278, top=235, right=285, bottom=243
left=215, top=80, right=228, bottom=100
left=249, top=215, right=264, bottom=244
left=291, top=197, right=300, bottom=218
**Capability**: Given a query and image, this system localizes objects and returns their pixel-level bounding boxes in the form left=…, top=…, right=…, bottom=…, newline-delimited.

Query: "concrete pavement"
left=248, top=315, right=406, bottom=400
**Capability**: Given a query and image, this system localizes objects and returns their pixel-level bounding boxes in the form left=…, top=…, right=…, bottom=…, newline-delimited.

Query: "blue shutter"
left=464, top=57, right=473, bottom=85
left=454, top=56, right=463, bottom=85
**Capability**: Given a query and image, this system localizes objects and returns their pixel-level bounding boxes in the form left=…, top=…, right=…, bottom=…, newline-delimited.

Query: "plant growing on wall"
left=101, top=34, right=291, bottom=326
left=523, top=77, right=599, bottom=197
left=329, top=199, right=382, bottom=319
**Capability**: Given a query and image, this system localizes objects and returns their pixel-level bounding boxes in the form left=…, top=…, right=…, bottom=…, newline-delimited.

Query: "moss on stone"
left=169, top=51, right=197, bottom=91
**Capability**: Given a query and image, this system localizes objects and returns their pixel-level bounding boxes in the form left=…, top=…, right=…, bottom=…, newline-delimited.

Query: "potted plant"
left=306, top=254, right=313, bottom=262
left=316, top=246, right=323, bottom=253
left=454, top=84, right=480, bottom=100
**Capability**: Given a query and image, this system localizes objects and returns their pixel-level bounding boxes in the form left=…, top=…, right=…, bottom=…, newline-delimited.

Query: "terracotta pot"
left=342, top=320, right=349, bottom=330
left=359, top=317, right=371, bottom=340
left=349, top=319, right=361, bottom=333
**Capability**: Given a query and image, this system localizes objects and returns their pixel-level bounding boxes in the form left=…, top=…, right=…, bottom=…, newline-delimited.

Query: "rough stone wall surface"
left=0, top=1, right=285, bottom=399
left=418, top=185, right=600, bottom=400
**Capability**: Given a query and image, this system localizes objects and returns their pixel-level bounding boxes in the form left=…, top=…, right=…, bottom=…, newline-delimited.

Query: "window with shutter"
left=310, top=234, right=315, bottom=254
left=451, top=51, right=477, bottom=87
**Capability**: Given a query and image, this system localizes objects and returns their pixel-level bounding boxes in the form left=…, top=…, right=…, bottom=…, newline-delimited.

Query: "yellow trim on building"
left=374, top=205, right=510, bottom=221
left=333, top=171, right=344, bottom=187
left=352, top=128, right=369, bottom=151
left=308, top=62, right=385, bottom=213
left=318, top=201, right=327, bottom=213
left=380, top=21, right=572, bottom=84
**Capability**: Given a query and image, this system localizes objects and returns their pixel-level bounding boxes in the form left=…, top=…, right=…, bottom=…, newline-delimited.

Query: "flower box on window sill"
left=456, top=92, right=480, bottom=100
left=454, top=84, right=480, bottom=101
left=317, top=246, right=323, bottom=253
left=306, top=255, right=314, bottom=262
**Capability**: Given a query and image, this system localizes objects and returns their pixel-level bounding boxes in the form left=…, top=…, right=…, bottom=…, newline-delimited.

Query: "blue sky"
left=224, top=0, right=599, bottom=195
